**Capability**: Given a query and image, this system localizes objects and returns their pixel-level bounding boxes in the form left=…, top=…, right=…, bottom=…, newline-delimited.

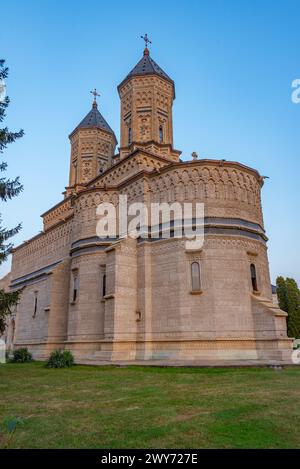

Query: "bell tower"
left=67, top=90, right=117, bottom=193
left=117, top=35, right=181, bottom=161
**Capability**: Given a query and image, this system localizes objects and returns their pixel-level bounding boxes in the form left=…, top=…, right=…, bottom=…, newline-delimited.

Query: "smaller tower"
left=67, top=90, right=117, bottom=192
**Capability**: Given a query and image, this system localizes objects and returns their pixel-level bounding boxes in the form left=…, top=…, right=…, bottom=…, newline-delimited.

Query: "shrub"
left=46, top=349, right=74, bottom=368
left=11, top=348, right=32, bottom=363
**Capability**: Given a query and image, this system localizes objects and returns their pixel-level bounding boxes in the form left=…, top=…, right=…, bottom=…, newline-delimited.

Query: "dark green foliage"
left=0, top=59, right=23, bottom=261
left=276, top=276, right=300, bottom=339
left=46, top=349, right=74, bottom=368
left=276, top=276, right=288, bottom=312
left=0, top=60, right=24, bottom=150
left=286, top=278, right=300, bottom=339
left=0, top=289, right=20, bottom=335
left=0, top=59, right=24, bottom=334
left=11, top=348, right=32, bottom=363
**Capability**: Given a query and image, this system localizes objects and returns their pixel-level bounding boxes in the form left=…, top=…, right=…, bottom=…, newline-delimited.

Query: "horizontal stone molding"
left=13, top=337, right=293, bottom=349
left=10, top=260, right=62, bottom=289
left=42, top=197, right=74, bottom=231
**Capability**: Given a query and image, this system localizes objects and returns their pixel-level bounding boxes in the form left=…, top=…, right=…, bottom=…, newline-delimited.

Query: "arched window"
left=191, top=262, right=201, bottom=292
left=159, top=125, right=163, bottom=143
left=102, top=274, right=106, bottom=297
left=250, top=263, right=258, bottom=292
left=128, top=127, right=132, bottom=145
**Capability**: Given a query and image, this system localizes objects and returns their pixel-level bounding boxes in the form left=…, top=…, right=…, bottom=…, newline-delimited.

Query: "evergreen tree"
left=276, top=276, right=288, bottom=312
left=0, top=59, right=24, bottom=335
left=276, top=276, right=300, bottom=339
left=285, top=278, right=300, bottom=339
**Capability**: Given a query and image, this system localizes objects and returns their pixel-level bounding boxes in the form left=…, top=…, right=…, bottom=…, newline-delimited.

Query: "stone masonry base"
left=13, top=337, right=294, bottom=364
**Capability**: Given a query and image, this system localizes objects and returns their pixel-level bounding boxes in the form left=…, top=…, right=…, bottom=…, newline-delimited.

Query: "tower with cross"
left=66, top=89, right=117, bottom=190
left=116, top=33, right=180, bottom=161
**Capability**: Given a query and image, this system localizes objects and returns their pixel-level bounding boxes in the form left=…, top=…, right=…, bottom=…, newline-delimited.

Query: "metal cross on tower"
left=140, top=33, right=152, bottom=49
left=90, top=88, right=100, bottom=104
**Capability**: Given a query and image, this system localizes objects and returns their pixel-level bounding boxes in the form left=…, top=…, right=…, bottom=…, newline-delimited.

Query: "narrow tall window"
left=72, top=272, right=78, bottom=303
left=100, top=265, right=107, bottom=298
left=102, top=274, right=106, bottom=297
left=128, top=127, right=132, bottom=145
left=250, top=263, right=258, bottom=292
left=191, top=262, right=201, bottom=292
left=74, top=162, right=77, bottom=184
left=33, top=292, right=38, bottom=318
left=11, top=319, right=16, bottom=343
left=159, top=125, right=163, bottom=143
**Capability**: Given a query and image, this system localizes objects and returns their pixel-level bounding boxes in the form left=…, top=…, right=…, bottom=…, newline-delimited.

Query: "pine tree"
left=0, top=59, right=24, bottom=335
left=276, top=276, right=300, bottom=339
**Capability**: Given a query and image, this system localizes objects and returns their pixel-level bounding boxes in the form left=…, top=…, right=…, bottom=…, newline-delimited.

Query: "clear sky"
left=0, top=0, right=299, bottom=284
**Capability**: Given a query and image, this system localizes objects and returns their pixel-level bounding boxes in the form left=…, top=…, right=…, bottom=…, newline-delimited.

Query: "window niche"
left=136, top=311, right=141, bottom=322
left=250, top=263, right=260, bottom=293
left=159, top=125, right=164, bottom=143
left=247, top=251, right=261, bottom=295
left=33, top=291, right=38, bottom=318
left=189, top=260, right=203, bottom=295
left=100, top=265, right=107, bottom=300
left=71, top=269, right=79, bottom=304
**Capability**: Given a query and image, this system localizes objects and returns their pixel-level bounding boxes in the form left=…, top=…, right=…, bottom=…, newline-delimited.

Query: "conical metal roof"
left=118, top=48, right=174, bottom=92
left=71, top=102, right=116, bottom=137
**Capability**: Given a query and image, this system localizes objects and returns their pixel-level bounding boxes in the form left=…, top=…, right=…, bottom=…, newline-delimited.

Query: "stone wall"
left=8, top=155, right=292, bottom=362
left=11, top=219, right=73, bottom=280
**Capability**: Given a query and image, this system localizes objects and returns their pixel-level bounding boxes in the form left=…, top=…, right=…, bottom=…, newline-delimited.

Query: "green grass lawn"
left=0, top=362, right=299, bottom=449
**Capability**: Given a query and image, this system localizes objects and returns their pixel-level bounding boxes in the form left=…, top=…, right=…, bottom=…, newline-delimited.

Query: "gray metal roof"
left=120, top=48, right=174, bottom=88
left=72, top=103, right=116, bottom=137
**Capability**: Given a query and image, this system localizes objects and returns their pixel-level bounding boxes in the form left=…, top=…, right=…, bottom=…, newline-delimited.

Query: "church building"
left=4, top=40, right=293, bottom=363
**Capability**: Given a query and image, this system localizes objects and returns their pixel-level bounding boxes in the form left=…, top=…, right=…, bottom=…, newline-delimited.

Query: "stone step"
left=75, top=358, right=295, bottom=367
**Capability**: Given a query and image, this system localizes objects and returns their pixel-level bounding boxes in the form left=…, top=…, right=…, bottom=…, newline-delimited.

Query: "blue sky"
left=1, top=0, right=299, bottom=284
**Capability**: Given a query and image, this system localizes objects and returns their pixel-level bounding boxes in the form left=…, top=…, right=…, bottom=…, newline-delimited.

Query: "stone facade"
left=4, top=46, right=293, bottom=363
